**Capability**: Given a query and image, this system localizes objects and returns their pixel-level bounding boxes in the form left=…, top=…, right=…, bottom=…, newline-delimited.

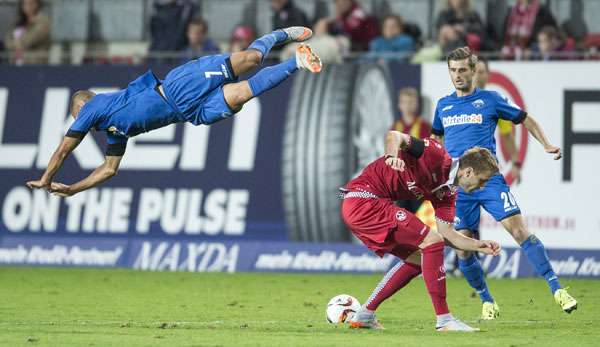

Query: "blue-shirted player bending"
left=431, top=47, right=577, bottom=319
left=27, top=27, right=321, bottom=197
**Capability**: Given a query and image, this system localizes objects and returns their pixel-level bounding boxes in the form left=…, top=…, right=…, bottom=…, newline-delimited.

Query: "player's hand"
left=49, top=182, right=74, bottom=197
left=26, top=179, right=50, bottom=191
left=384, top=156, right=405, bottom=171
left=477, top=240, right=501, bottom=256
left=545, top=145, right=562, bottom=160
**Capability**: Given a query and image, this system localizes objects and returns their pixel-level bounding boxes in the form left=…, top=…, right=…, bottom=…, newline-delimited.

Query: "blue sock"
left=248, top=57, right=298, bottom=97
left=458, top=253, right=494, bottom=303
left=521, top=235, right=562, bottom=294
left=248, top=30, right=287, bottom=62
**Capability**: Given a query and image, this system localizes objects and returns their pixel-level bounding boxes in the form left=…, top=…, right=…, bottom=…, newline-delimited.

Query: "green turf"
left=0, top=268, right=597, bottom=346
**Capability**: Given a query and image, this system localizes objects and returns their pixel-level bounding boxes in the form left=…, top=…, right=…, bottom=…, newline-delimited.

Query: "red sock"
left=365, top=261, right=421, bottom=311
left=421, top=242, right=449, bottom=315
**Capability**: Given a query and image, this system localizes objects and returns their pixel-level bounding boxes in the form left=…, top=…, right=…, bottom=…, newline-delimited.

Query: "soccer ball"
left=326, top=294, right=361, bottom=324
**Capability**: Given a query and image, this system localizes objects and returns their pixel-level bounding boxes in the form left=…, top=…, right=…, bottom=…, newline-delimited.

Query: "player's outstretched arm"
left=522, top=115, right=562, bottom=160
left=436, top=221, right=501, bottom=256
left=26, top=136, right=81, bottom=191
left=49, top=155, right=123, bottom=197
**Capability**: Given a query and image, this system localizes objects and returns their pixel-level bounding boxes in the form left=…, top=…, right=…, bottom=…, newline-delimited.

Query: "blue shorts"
left=162, top=54, right=239, bottom=125
left=454, top=173, right=521, bottom=231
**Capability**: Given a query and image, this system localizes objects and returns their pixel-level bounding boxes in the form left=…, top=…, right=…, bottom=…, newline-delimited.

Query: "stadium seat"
left=51, top=0, right=90, bottom=42
left=91, top=0, right=145, bottom=41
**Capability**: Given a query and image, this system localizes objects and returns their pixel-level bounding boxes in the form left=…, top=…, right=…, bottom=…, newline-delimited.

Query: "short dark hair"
left=70, top=90, right=96, bottom=116
left=188, top=17, right=208, bottom=34
left=447, top=46, right=478, bottom=70
left=459, top=147, right=499, bottom=176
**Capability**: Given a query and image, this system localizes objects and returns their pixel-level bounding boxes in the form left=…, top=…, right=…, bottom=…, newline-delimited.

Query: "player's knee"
left=223, top=82, right=252, bottom=109
left=507, top=225, right=529, bottom=244
left=419, top=229, right=444, bottom=248
left=404, top=251, right=422, bottom=266
left=244, top=50, right=262, bottom=69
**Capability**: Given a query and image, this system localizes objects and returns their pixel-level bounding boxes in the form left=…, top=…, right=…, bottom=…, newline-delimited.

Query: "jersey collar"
left=432, top=158, right=459, bottom=193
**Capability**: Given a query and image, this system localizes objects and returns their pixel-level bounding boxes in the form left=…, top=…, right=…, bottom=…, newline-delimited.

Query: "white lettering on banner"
left=481, top=249, right=521, bottom=279
left=111, top=188, right=132, bottom=232
left=132, top=241, right=238, bottom=272
left=0, top=88, right=37, bottom=168
left=2, top=187, right=134, bottom=234
left=65, top=193, right=87, bottom=232
left=0, top=89, right=261, bottom=171
left=2, top=187, right=32, bottom=231
left=179, top=123, right=209, bottom=170
left=29, top=190, right=60, bottom=232
left=0, top=244, right=123, bottom=266
left=136, top=188, right=248, bottom=236
left=228, top=98, right=260, bottom=170
left=119, top=126, right=180, bottom=170
left=254, top=251, right=396, bottom=272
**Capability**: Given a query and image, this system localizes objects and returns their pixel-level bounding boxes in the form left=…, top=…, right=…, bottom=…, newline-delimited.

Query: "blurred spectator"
left=333, top=0, right=379, bottom=51
left=279, top=18, right=349, bottom=64
left=411, top=24, right=465, bottom=63
left=393, top=87, right=431, bottom=139
left=435, top=0, right=485, bottom=51
left=229, top=25, right=256, bottom=53
left=149, top=0, right=197, bottom=55
left=392, top=87, right=430, bottom=214
left=501, top=0, right=557, bottom=59
left=181, top=18, right=220, bottom=62
left=271, top=0, right=310, bottom=30
left=3, top=0, right=50, bottom=65
left=530, top=26, right=574, bottom=61
left=368, top=14, right=415, bottom=59
left=561, top=0, right=587, bottom=51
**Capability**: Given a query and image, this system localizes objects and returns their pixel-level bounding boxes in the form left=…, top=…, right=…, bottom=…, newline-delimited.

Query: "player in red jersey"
left=342, top=131, right=501, bottom=332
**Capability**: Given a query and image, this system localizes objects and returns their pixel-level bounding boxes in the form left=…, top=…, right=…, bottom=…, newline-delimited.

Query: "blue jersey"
left=431, top=88, right=526, bottom=158
left=67, top=70, right=183, bottom=155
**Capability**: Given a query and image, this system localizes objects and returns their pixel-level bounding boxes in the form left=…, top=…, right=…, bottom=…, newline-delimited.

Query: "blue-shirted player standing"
left=431, top=47, right=577, bottom=319
left=27, top=27, right=321, bottom=196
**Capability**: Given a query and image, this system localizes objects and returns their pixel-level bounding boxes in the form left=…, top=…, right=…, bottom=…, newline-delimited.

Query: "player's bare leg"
left=228, top=26, right=313, bottom=77
left=455, top=230, right=499, bottom=320
left=223, top=44, right=322, bottom=111
left=348, top=252, right=422, bottom=330
left=420, top=230, right=479, bottom=332
left=501, top=214, right=577, bottom=313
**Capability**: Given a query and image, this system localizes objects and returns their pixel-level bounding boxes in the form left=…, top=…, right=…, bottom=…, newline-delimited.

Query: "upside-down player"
left=431, top=47, right=576, bottom=319
left=26, top=27, right=321, bottom=196
left=342, top=130, right=501, bottom=331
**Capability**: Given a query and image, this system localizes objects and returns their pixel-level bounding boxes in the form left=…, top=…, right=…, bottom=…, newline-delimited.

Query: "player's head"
left=398, top=87, right=419, bottom=118
left=456, top=147, right=499, bottom=193
left=446, top=47, right=477, bottom=93
left=474, top=56, right=489, bottom=89
left=69, top=90, right=96, bottom=119
left=187, top=18, right=208, bottom=46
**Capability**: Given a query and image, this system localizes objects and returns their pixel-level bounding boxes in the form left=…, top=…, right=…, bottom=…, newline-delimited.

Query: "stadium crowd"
left=0, top=0, right=598, bottom=65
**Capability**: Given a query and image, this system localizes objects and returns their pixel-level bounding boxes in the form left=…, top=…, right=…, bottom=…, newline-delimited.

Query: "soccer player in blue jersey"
left=26, top=27, right=321, bottom=197
left=431, top=47, right=577, bottom=319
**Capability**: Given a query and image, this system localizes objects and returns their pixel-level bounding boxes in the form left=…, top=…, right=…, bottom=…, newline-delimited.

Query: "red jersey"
left=343, top=138, right=457, bottom=223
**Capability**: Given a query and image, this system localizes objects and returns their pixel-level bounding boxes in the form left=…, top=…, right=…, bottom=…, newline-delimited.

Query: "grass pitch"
left=0, top=268, right=597, bottom=346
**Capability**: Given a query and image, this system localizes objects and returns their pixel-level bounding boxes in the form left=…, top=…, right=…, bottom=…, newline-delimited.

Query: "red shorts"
left=341, top=196, right=430, bottom=259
